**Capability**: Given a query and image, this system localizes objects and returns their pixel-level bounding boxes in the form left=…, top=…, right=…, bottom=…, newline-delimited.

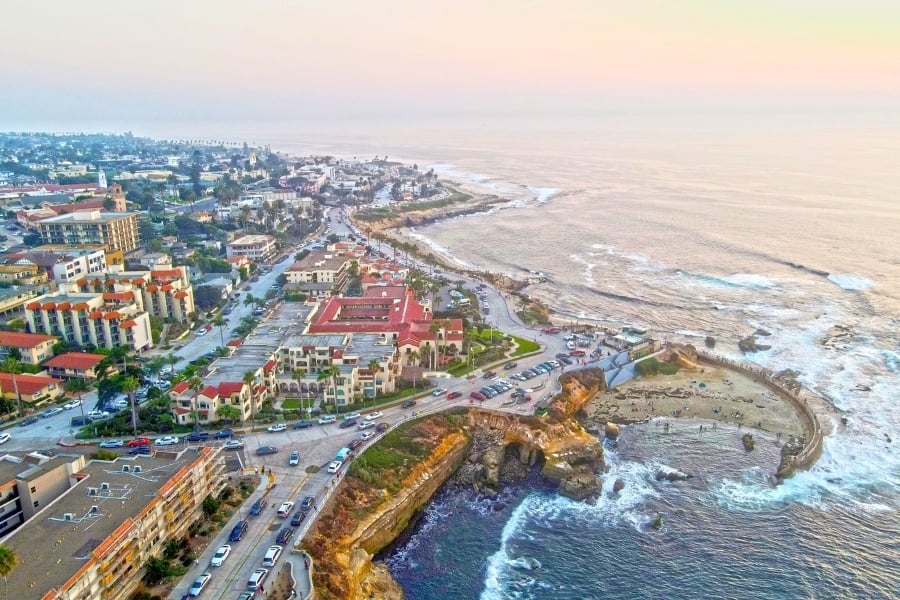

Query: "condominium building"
left=225, top=234, right=277, bottom=263
left=0, top=331, right=58, bottom=365
left=284, top=249, right=352, bottom=297
left=24, top=291, right=153, bottom=352
left=37, top=210, right=140, bottom=253
left=2, top=448, right=226, bottom=600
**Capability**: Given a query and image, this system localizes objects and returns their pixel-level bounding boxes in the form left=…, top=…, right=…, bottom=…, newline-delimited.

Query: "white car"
left=87, top=410, right=110, bottom=420
left=196, top=328, right=207, bottom=336
left=342, top=412, right=361, bottom=421
left=98, top=439, right=124, bottom=448
left=224, top=439, right=245, bottom=450
left=247, top=568, right=269, bottom=590
left=0, top=433, right=10, bottom=445
left=327, top=460, right=343, bottom=474
left=360, top=431, right=376, bottom=441
left=358, top=420, right=374, bottom=430
left=364, top=411, right=383, bottom=421
left=63, top=399, right=83, bottom=410
left=210, top=545, right=231, bottom=567
left=267, top=423, right=287, bottom=433
left=277, top=501, right=294, bottom=517
left=317, top=415, right=336, bottom=425
left=189, top=572, right=211, bottom=596
left=432, top=388, right=447, bottom=397
left=153, top=436, right=179, bottom=446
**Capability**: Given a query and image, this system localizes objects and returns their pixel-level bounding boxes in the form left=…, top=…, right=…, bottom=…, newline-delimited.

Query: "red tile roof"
left=263, top=360, right=276, bottom=372
left=88, top=311, right=103, bottom=320
left=120, top=320, right=137, bottom=329
left=0, top=372, right=61, bottom=396
left=152, top=269, right=182, bottom=279
left=72, top=302, right=90, bottom=311
left=103, top=292, right=134, bottom=302
left=0, top=332, right=57, bottom=349
left=103, top=312, right=121, bottom=320
left=44, top=352, right=105, bottom=370
left=174, top=290, right=189, bottom=299
left=218, top=382, right=245, bottom=396
left=201, top=385, right=219, bottom=398
left=170, top=381, right=190, bottom=395
left=25, top=301, right=42, bottom=310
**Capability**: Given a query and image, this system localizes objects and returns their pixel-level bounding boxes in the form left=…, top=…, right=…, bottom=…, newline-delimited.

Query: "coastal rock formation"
left=655, top=469, right=692, bottom=482
left=738, top=335, right=772, bottom=353
left=776, top=435, right=806, bottom=478
left=604, top=421, right=621, bottom=439
left=705, top=336, right=716, bottom=348
left=742, top=433, right=755, bottom=451
left=613, top=478, right=626, bottom=494
left=660, top=345, right=701, bottom=371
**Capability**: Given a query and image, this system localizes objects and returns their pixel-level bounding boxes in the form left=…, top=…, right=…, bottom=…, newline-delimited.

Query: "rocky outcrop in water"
left=742, top=433, right=755, bottom=451
left=739, top=335, right=772, bottom=353
left=705, top=336, right=716, bottom=348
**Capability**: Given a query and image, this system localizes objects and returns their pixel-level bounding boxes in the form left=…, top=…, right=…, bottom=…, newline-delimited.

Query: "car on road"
left=224, top=439, right=244, bottom=450
left=153, top=436, right=179, bottom=446
left=41, top=407, right=63, bottom=418
left=229, top=520, right=249, bottom=542
left=364, top=411, right=383, bottom=421
left=338, top=418, right=357, bottom=429
left=317, top=415, right=336, bottom=425
left=289, top=450, right=300, bottom=466
left=86, top=410, right=110, bottom=420
left=504, top=361, right=518, bottom=370
left=275, top=527, right=294, bottom=545
left=290, top=511, right=307, bottom=526
left=292, top=420, right=312, bottom=429
left=300, top=496, right=315, bottom=511
left=196, top=328, right=207, bottom=336
left=247, top=568, right=269, bottom=590
left=432, top=388, right=447, bottom=397
left=360, top=431, right=376, bottom=441
left=19, top=415, right=39, bottom=427
left=342, top=412, right=361, bottom=421
left=358, top=420, right=373, bottom=430
left=215, top=428, right=233, bottom=439
left=186, top=431, right=209, bottom=442
left=267, top=423, right=287, bottom=433
left=237, top=592, right=256, bottom=600
left=347, top=439, right=362, bottom=451
left=482, top=371, right=496, bottom=379
left=376, top=422, right=389, bottom=433
left=128, top=437, right=151, bottom=447
left=128, top=445, right=151, bottom=455
left=447, top=391, right=461, bottom=400
left=250, top=498, right=267, bottom=516
left=98, top=439, right=124, bottom=448
left=327, top=460, right=343, bottom=474
left=63, top=399, right=83, bottom=410
left=277, top=501, right=294, bottom=517
left=188, top=572, right=211, bottom=596
left=256, top=446, right=278, bottom=455
left=262, top=544, right=283, bottom=567
left=401, top=399, right=416, bottom=409
left=0, top=433, right=10, bottom=445
left=210, top=545, right=231, bottom=567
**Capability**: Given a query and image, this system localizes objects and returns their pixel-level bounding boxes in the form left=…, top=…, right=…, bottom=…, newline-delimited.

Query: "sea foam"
left=827, top=272, right=875, bottom=291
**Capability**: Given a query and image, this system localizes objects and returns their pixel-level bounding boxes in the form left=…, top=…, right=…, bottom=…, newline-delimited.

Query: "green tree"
left=64, top=378, right=89, bottom=429
left=213, top=314, right=226, bottom=348
left=0, top=544, right=18, bottom=600
left=121, top=375, right=141, bottom=435
left=201, top=494, right=220, bottom=519
left=188, top=376, right=204, bottom=430
left=243, top=371, right=257, bottom=429
left=142, top=556, right=169, bottom=586
left=0, top=358, right=22, bottom=417
left=216, top=404, right=241, bottom=424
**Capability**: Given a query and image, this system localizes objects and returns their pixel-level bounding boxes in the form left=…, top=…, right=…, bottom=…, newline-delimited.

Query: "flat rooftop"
left=3, top=452, right=200, bottom=598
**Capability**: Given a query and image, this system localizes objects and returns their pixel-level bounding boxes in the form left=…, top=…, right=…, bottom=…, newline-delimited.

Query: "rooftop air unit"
left=133, top=465, right=142, bottom=473
left=100, top=482, right=109, bottom=490
left=63, top=513, right=74, bottom=521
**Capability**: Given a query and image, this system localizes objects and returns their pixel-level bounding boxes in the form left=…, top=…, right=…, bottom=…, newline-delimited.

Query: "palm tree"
left=216, top=404, right=241, bottom=425
left=213, top=314, right=226, bottom=348
left=121, top=376, right=140, bottom=436
left=316, top=369, right=331, bottom=413
left=242, top=371, right=256, bottom=429
left=0, top=358, right=22, bottom=417
left=367, top=359, right=381, bottom=408
left=188, top=376, right=204, bottom=430
left=64, top=379, right=88, bottom=430
left=292, top=368, right=306, bottom=414
left=0, top=544, right=18, bottom=600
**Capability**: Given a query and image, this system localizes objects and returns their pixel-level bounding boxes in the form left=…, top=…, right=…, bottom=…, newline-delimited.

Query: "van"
left=246, top=568, right=269, bottom=590
left=229, top=520, right=249, bottom=542
left=335, top=448, right=351, bottom=462
left=262, top=545, right=283, bottom=567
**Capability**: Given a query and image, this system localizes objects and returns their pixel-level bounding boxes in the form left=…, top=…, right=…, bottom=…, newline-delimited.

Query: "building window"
left=33, top=500, right=39, bottom=508
left=30, top=486, right=36, bottom=493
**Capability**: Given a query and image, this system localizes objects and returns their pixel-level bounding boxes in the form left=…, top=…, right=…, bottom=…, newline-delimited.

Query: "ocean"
left=132, top=112, right=899, bottom=598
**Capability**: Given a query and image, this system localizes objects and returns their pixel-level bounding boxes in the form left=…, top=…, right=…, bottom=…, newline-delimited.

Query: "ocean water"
left=126, top=112, right=900, bottom=597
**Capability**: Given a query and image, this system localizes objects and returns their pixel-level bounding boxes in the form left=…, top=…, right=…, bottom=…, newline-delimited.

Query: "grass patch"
left=281, top=398, right=302, bottom=409
left=509, top=335, right=541, bottom=356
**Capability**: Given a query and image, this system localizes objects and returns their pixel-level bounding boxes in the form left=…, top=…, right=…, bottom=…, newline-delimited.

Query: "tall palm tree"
left=292, top=368, right=306, bottom=414
left=0, top=544, right=18, bottom=600
left=213, top=314, right=226, bottom=348
left=188, top=376, right=204, bottom=430
left=121, top=376, right=140, bottom=436
left=64, top=378, right=88, bottom=431
left=0, top=358, right=22, bottom=417
left=242, top=371, right=257, bottom=429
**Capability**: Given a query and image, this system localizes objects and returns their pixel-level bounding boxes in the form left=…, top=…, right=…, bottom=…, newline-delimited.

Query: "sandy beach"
left=586, top=363, right=805, bottom=438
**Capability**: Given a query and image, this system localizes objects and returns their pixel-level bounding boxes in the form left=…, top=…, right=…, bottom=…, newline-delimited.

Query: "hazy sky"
left=2, top=0, right=898, bottom=126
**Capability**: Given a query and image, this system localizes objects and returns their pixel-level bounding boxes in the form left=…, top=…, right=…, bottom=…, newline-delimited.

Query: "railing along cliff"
left=693, top=349, right=825, bottom=477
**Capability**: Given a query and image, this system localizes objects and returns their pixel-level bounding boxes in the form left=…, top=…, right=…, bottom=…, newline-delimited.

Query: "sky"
left=2, top=0, right=899, bottom=127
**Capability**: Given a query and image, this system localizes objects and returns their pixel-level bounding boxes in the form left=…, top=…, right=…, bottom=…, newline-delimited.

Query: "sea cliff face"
left=305, top=372, right=606, bottom=599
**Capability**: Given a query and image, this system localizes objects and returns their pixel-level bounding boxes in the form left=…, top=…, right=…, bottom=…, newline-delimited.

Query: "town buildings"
left=44, top=352, right=107, bottom=381
left=284, top=249, right=353, bottom=297
left=37, top=210, right=141, bottom=253
left=0, top=372, right=62, bottom=403
left=0, top=331, right=57, bottom=364
left=225, top=234, right=277, bottom=263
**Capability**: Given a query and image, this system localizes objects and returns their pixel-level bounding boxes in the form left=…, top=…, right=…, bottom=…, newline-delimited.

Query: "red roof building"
left=44, top=352, right=107, bottom=380
left=0, top=372, right=63, bottom=402
left=0, top=332, right=58, bottom=365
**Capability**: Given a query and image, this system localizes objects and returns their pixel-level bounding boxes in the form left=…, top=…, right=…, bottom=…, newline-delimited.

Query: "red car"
left=447, top=391, right=461, bottom=400
left=569, top=350, right=586, bottom=357
left=128, top=437, right=151, bottom=447
left=542, top=327, right=561, bottom=334
left=470, top=391, right=487, bottom=401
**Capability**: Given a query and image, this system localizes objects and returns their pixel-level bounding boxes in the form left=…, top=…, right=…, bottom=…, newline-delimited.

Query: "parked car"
left=262, top=545, right=283, bottom=567
left=63, top=399, right=83, bottom=410
left=339, top=418, right=357, bottom=429
left=98, top=439, right=124, bottom=448
left=358, top=420, right=373, bottom=430
left=348, top=439, right=362, bottom=451
left=267, top=423, right=287, bottom=433
left=215, top=428, right=233, bottom=439
left=504, top=361, right=518, bottom=370
left=301, top=496, right=315, bottom=511
left=229, top=520, right=249, bottom=542
left=376, top=422, right=389, bottom=433
left=70, top=416, right=93, bottom=426
left=188, top=573, right=211, bottom=597
left=470, top=391, right=486, bottom=401
left=327, top=460, right=343, bottom=474
left=247, top=568, right=269, bottom=590
left=317, top=415, right=336, bottom=425
left=237, top=593, right=256, bottom=600
left=447, top=391, right=461, bottom=400
left=19, top=415, right=39, bottom=427
left=128, top=446, right=151, bottom=455
left=153, top=436, right=179, bottom=446
left=289, top=450, right=300, bottom=466
left=0, top=433, right=10, bottom=445
left=86, top=410, right=110, bottom=420
left=224, top=439, right=245, bottom=450
left=210, top=545, right=231, bottom=567
left=431, top=388, right=447, bottom=397
left=41, top=407, right=63, bottom=418
left=292, top=420, right=312, bottom=429
left=128, top=437, right=151, bottom=447
left=360, top=431, right=376, bottom=441
left=275, top=528, right=294, bottom=545
left=186, top=431, right=209, bottom=442
left=256, top=446, right=278, bottom=456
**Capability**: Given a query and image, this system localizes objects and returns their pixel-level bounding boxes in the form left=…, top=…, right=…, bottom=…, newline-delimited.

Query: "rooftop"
left=37, top=211, right=137, bottom=224
left=0, top=331, right=57, bottom=349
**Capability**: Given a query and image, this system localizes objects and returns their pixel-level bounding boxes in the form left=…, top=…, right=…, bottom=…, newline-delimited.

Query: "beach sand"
left=586, top=363, right=805, bottom=438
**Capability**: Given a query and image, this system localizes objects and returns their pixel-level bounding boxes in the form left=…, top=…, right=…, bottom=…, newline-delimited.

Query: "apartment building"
left=24, top=292, right=153, bottom=352
left=0, top=372, right=63, bottom=402
left=225, top=234, right=277, bottom=263
left=44, top=352, right=107, bottom=381
left=284, top=249, right=352, bottom=297
left=21, top=247, right=107, bottom=282
left=0, top=331, right=58, bottom=365
left=2, top=448, right=226, bottom=600
left=37, top=210, right=141, bottom=253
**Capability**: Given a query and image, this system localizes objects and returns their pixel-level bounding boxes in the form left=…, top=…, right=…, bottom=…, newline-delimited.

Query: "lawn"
left=509, top=335, right=541, bottom=356
left=281, top=398, right=302, bottom=409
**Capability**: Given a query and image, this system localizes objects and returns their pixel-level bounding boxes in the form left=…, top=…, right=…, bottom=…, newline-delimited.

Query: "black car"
left=275, top=527, right=295, bottom=545
left=128, top=446, right=151, bottom=455
left=339, top=418, right=357, bottom=429
left=300, top=496, right=315, bottom=511
left=401, top=399, right=416, bottom=409
left=348, top=439, right=362, bottom=451
left=215, top=428, right=233, bottom=439
left=256, top=446, right=278, bottom=456
left=290, top=511, right=307, bottom=527
left=19, top=415, right=39, bottom=427
left=186, top=431, right=209, bottom=442
left=292, top=420, right=312, bottom=429
left=504, top=361, right=518, bottom=370
left=250, top=498, right=267, bottom=516
left=376, top=422, right=389, bottom=433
